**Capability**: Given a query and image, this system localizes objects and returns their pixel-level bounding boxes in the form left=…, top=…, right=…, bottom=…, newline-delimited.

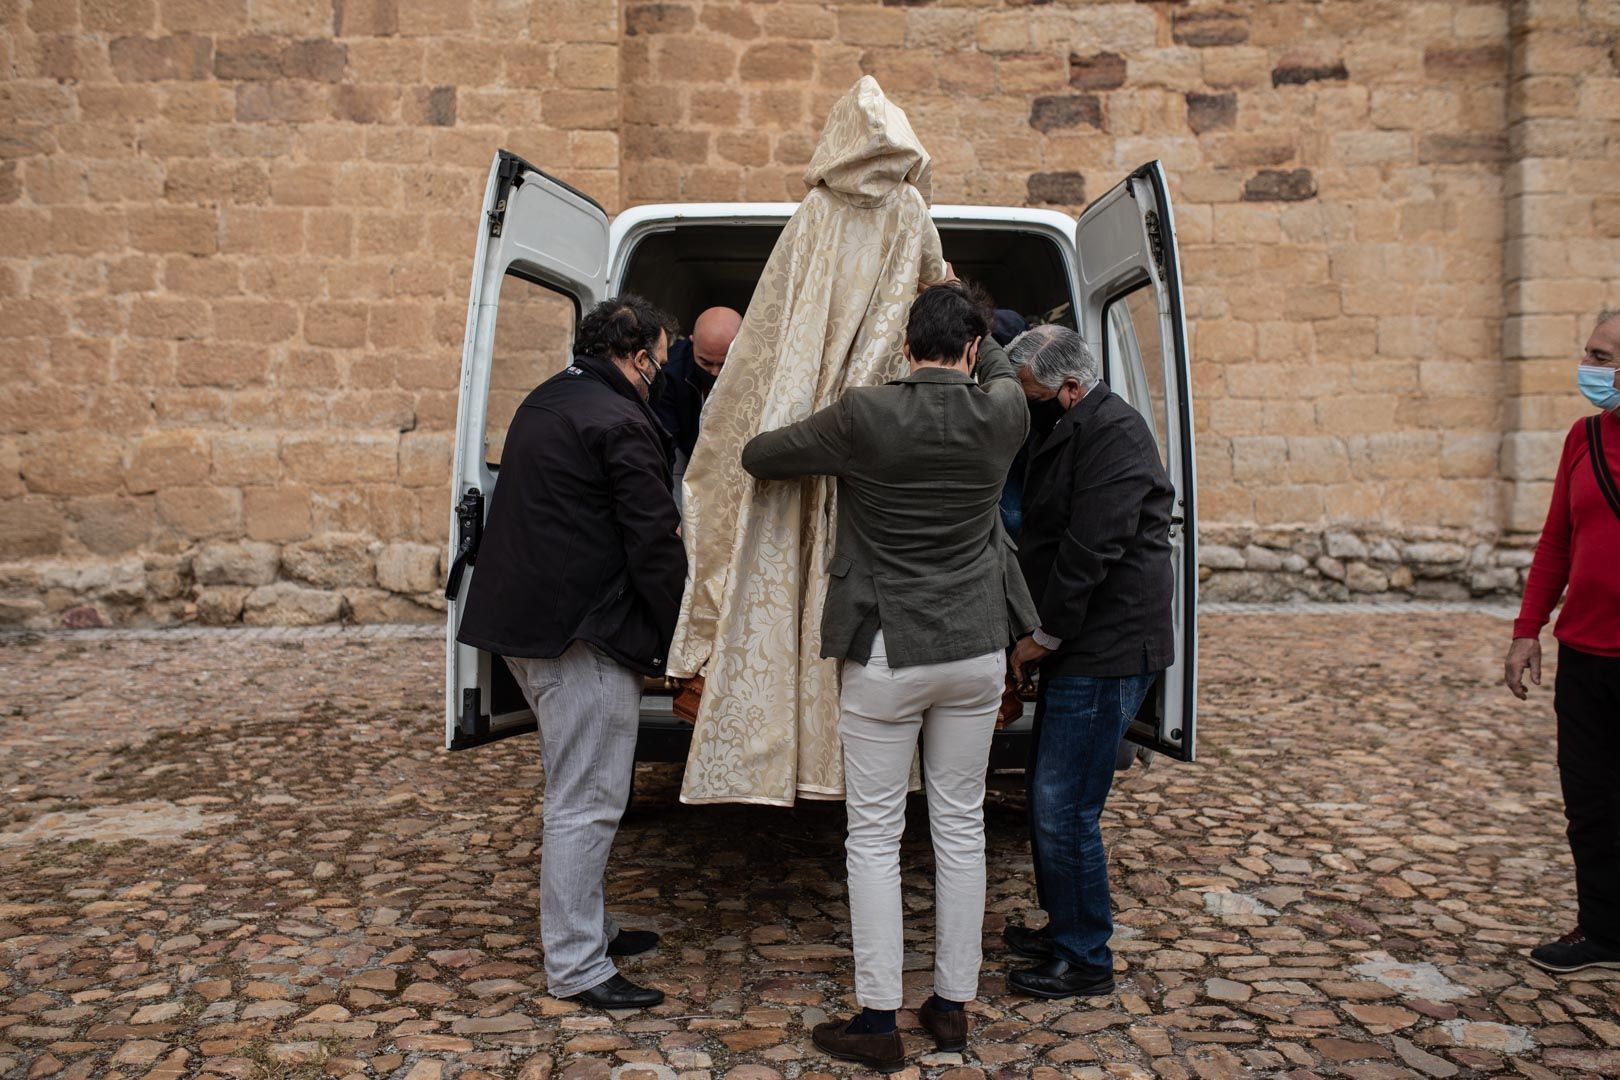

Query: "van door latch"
left=444, top=487, right=485, bottom=600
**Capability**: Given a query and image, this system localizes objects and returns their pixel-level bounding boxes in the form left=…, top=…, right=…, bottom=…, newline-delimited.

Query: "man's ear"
left=967, top=336, right=982, bottom=366
left=901, top=339, right=913, bottom=363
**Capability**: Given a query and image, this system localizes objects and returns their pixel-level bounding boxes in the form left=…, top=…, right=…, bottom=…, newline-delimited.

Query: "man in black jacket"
left=456, top=295, right=687, bottom=1010
left=1000, top=324, right=1176, bottom=1000
left=653, top=305, right=741, bottom=465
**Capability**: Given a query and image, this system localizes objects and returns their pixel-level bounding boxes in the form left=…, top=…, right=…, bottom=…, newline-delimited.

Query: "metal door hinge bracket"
left=487, top=155, right=526, bottom=238
left=1144, top=209, right=1165, bottom=273
left=459, top=688, right=486, bottom=739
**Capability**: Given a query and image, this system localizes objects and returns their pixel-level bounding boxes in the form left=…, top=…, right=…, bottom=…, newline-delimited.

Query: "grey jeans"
left=505, top=642, right=642, bottom=998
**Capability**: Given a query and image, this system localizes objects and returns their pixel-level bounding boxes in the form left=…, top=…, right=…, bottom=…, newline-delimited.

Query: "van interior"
left=485, top=222, right=1080, bottom=465
left=618, top=224, right=1078, bottom=341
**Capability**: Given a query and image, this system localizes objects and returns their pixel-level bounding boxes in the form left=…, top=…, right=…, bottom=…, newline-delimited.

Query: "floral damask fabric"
left=668, top=77, right=945, bottom=806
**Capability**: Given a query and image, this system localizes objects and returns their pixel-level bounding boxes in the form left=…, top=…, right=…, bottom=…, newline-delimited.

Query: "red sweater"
left=1513, top=410, right=1620, bottom=656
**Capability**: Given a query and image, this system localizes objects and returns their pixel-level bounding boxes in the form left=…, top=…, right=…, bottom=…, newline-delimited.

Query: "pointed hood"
left=803, top=76, right=933, bottom=209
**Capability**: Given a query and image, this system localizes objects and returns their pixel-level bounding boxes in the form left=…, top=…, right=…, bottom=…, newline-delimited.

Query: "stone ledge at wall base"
left=0, top=526, right=1539, bottom=629
left=1197, top=525, right=1536, bottom=604
left=0, top=536, right=448, bottom=631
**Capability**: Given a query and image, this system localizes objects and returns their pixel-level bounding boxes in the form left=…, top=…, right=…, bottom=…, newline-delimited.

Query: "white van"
left=444, top=149, right=1198, bottom=775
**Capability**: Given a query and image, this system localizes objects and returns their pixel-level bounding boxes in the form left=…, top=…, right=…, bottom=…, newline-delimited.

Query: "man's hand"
left=919, top=261, right=958, bottom=294
left=1009, top=635, right=1052, bottom=691
left=1504, top=636, right=1541, bottom=701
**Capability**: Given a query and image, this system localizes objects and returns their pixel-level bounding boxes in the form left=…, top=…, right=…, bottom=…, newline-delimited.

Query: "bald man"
left=655, top=306, right=742, bottom=464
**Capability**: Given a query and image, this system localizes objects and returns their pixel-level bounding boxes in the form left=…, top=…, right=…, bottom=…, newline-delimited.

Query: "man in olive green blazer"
left=740, top=282, right=1037, bottom=1070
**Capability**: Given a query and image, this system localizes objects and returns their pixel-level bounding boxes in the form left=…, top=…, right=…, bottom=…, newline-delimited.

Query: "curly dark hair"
left=575, top=295, right=678, bottom=363
left=906, top=279, right=994, bottom=363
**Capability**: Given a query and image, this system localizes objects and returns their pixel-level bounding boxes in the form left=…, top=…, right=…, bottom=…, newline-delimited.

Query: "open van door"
left=445, top=150, right=611, bottom=750
left=1076, top=162, right=1198, bottom=761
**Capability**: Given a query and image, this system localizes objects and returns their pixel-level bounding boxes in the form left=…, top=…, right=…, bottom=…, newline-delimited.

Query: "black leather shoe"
left=1007, top=958, right=1115, bottom=1000
left=568, top=973, right=664, bottom=1009
left=607, top=929, right=660, bottom=957
left=811, top=1018, right=905, bottom=1073
left=1003, top=923, right=1055, bottom=961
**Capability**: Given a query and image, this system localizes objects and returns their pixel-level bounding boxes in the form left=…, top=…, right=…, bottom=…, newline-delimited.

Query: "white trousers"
left=839, top=630, right=1005, bottom=1009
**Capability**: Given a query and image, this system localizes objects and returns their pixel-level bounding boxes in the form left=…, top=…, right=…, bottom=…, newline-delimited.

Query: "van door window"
left=1104, top=286, right=1170, bottom=470
left=485, top=274, right=577, bottom=468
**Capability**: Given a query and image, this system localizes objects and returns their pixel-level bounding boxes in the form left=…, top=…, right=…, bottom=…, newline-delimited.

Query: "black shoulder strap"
left=1587, top=415, right=1620, bottom=523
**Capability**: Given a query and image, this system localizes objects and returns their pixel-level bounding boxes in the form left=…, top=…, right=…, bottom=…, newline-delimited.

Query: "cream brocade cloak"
left=668, top=77, right=944, bottom=806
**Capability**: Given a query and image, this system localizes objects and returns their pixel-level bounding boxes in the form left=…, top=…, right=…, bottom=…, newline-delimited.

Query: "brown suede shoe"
left=918, top=999, right=968, bottom=1052
left=811, top=1018, right=905, bottom=1073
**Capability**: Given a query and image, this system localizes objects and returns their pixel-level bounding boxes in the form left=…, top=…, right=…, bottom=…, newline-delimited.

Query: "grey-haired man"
left=1001, top=324, right=1176, bottom=1000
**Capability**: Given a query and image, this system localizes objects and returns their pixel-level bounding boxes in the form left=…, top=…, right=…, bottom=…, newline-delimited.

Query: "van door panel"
left=485, top=280, right=579, bottom=467
left=446, top=151, right=610, bottom=751
left=1076, top=162, right=1198, bottom=762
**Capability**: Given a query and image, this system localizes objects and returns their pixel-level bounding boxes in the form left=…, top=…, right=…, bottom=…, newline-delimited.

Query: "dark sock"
left=846, top=1007, right=896, bottom=1034
left=926, top=994, right=964, bottom=1013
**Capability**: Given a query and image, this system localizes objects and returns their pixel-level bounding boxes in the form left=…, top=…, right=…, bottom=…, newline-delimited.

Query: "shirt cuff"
left=1032, top=628, right=1063, bottom=650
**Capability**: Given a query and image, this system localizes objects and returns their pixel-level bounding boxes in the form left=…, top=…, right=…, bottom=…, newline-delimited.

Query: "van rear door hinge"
left=1144, top=209, right=1165, bottom=273
left=459, top=688, right=486, bottom=740
left=487, top=155, right=526, bottom=238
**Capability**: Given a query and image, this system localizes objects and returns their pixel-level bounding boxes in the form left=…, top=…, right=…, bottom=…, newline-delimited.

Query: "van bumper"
left=634, top=704, right=1034, bottom=772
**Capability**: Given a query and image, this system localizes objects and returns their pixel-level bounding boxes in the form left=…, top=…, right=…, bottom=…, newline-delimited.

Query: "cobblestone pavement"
left=2, top=612, right=1617, bottom=1080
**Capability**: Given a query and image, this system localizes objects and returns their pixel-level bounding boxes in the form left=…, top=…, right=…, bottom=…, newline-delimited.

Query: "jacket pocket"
left=828, top=554, right=852, bottom=578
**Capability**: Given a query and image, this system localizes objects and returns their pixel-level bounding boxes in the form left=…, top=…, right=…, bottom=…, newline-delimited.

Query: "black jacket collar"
left=571, top=352, right=675, bottom=464
left=573, top=352, right=643, bottom=403
left=1031, top=383, right=1110, bottom=462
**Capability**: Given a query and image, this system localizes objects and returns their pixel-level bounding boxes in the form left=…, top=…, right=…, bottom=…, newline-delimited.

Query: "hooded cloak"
left=669, top=77, right=945, bottom=805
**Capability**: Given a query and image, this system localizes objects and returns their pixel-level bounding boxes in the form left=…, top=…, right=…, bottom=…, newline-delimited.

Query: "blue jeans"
left=998, top=472, right=1024, bottom=539
left=1026, top=671, right=1159, bottom=971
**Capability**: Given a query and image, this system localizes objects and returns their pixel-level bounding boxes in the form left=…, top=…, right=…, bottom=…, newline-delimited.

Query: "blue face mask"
left=1578, top=364, right=1620, bottom=411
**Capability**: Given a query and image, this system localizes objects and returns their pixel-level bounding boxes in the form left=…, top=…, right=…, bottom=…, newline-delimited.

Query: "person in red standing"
left=1504, top=310, right=1620, bottom=974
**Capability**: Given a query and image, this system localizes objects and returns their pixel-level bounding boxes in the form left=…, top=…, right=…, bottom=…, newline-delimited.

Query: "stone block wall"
left=621, top=0, right=1525, bottom=537
left=1500, top=0, right=1620, bottom=530
left=1, top=0, right=1617, bottom=626
left=0, top=0, right=620, bottom=626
